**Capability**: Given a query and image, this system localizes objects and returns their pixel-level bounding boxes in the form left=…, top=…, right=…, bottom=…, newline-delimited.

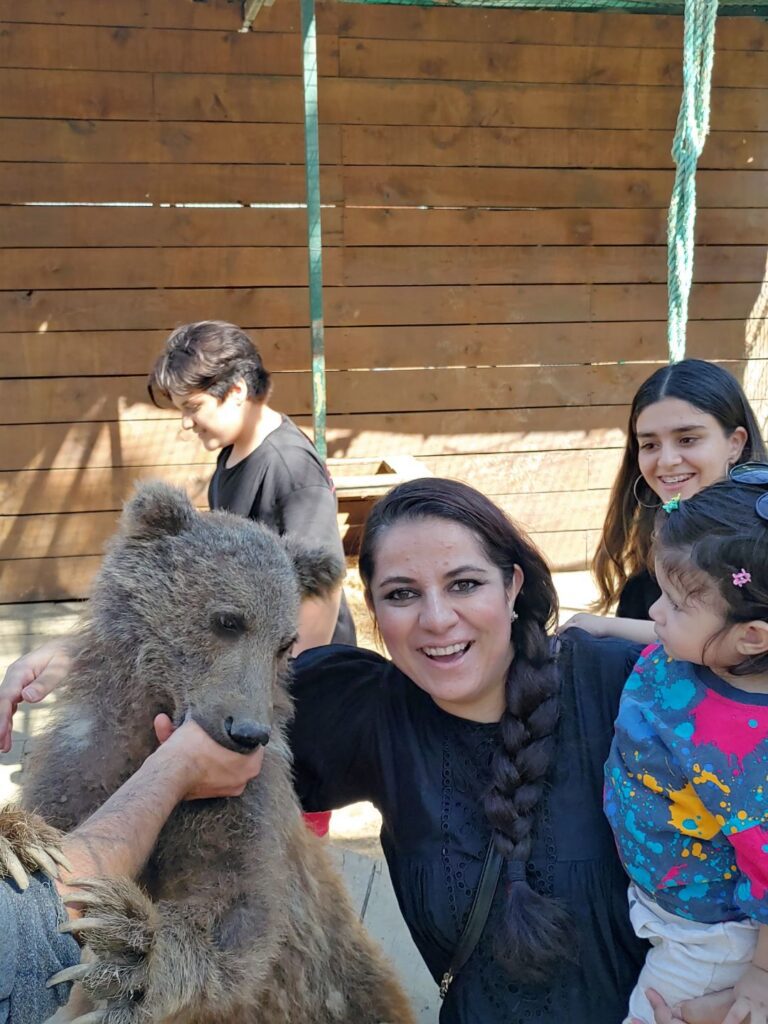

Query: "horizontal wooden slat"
left=342, top=125, right=768, bottom=171
left=0, top=24, right=339, bottom=76
left=0, top=320, right=756, bottom=379
left=0, top=69, right=156, bottom=120
left=4, top=167, right=765, bottom=220
left=2, top=120, right=342, bottom=164
left=0, top=0, right=335, bottom=34
left=7, top=119, right=765, bottom=173
left=0, top=284, right=761, bottom=332
left=158, top=75, right=768, bottom=131
left=0, top=373, right=311, bottom=425
left=0, top=206, right=342, bottom=248
left=335, top=5, right=768, bottom=51
left=3, top=245, right=766, bottom=291
left=5, top=71, right=764, bottom=130
left=342, top=167, right=768, bottom=209
left=0, top=1, right=761, bottom=52
left=0, top=164, right=343, bottom=204
left=0, top=464, right=212, bottom=516
left=0, top=405, right=636, bottom=471
left=339, top=38, right=768, bottom=89
left=343, top=207, right=768, bottom=247
left=0, top=556, right=104, bottom=604
left=0, top=249, right=315, bottom=290
left=2, top=361, right=759, bottom=425
left=1, top=206, right=762, bottom=251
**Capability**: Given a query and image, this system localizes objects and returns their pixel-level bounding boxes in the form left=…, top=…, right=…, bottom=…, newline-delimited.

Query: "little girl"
left=604, top=467, right=768, bottom=1024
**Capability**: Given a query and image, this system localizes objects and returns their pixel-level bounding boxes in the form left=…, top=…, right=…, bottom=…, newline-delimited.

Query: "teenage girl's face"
left=171, top=384, right=247, bottom=452
left=367, top=518, right=523, bottom=723
left=635, top=397, right=747, bottom=502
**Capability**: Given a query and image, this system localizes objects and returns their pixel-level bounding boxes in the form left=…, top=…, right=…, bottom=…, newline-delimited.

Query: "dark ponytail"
left=359, top=478, right=575, bottom=983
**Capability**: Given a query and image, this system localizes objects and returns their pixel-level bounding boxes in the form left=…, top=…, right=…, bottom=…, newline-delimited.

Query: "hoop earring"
left=633, top=475, right=661, bottom=510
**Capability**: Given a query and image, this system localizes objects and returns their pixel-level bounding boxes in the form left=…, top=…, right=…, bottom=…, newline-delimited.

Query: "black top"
left=291, top=629, right=647, bottom=1024
left=208, top=416, right=356, bottom=645
left=616, top=569, right=660, bottom=621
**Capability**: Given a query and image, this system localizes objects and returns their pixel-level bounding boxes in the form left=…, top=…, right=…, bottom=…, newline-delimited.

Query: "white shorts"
left=624, top=884, right=759, bottom=1024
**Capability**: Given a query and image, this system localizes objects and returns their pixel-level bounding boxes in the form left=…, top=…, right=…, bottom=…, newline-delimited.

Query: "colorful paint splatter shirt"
left=605, top=644, right=768, bottom=924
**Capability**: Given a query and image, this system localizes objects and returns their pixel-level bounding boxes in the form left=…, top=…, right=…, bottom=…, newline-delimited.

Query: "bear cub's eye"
left=277, top=635, right=298, bottom=657
left=212, top=612, right=247, bottom=636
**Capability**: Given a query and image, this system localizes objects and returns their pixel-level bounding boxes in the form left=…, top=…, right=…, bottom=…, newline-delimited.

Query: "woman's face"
left=635, top=397, right=747, bottom=502
left=367, top=518, right=523, bottom=723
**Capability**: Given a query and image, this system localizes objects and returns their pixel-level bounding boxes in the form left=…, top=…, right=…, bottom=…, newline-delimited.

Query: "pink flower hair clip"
left=732, top=569, right=752, bottom=588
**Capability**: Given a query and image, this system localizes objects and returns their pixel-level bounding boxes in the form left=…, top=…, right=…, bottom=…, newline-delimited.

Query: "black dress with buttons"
left=291, top=628, right=647, bottom=1024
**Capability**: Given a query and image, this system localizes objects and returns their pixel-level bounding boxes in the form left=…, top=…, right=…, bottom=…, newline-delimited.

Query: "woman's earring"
left=510, top=609, right=518, bottom=624
left=633, top=474, right=661, bottom=510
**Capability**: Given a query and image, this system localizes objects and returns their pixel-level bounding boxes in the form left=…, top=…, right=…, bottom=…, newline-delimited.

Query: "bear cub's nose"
left=225, top=717, right=271, bottom=751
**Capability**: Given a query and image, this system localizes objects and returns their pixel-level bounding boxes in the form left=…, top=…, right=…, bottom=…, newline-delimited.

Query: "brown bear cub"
left=21, top=482, right=416, bottom=1024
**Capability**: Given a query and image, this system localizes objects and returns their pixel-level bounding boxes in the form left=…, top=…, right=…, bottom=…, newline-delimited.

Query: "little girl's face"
left=650, top=559, right=736, bottom=669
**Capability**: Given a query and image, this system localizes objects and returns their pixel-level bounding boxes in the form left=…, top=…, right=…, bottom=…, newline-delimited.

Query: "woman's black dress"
left=291, top=629, right=647, bottom=1024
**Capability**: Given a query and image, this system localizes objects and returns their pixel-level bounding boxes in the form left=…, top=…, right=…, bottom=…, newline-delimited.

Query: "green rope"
left=300, top=0, right=328, bottom=460
left=666, top=0, right=718, bottom=362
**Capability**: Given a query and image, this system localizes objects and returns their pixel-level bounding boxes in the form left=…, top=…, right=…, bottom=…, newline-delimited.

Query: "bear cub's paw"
left=0, top=803, right=70, bottom=889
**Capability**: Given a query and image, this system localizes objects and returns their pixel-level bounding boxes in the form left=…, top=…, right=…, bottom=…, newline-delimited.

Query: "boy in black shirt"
left=148, top=321, right=356, bottom=651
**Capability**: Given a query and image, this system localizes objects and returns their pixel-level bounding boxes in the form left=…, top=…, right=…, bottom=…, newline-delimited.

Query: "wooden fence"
left=1, top=0, right=767, bottom=600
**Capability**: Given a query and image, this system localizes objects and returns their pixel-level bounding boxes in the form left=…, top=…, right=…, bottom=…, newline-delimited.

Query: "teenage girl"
left=604, top=469, right=768, bottom=1024
left=562, top=360, right=765, bottom=644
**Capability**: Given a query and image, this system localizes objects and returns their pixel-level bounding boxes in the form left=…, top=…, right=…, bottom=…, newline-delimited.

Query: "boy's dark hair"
left=359, top=477, right=576, bottom=984
left=147, top=321, right=271, bottom=407
left=654, top=478, right=768, bottom=675
left=592, top=359, right=766, bottom=613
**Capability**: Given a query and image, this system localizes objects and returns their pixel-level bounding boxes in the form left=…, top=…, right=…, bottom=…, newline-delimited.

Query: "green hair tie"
left=661, top=494, right=682, bottom=514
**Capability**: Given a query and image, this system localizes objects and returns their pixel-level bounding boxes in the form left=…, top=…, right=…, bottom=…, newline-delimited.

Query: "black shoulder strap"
left=440, top=635, right=559, bottom=1000
left=439, top=839, right=504, bottom=1000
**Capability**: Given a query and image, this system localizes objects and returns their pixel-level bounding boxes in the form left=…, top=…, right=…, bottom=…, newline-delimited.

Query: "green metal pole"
left=300, top=0, right=327, bottom=460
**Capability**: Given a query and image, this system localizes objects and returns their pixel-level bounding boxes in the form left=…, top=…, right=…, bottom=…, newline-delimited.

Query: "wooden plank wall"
left=1, top=0, right=767, bottom=601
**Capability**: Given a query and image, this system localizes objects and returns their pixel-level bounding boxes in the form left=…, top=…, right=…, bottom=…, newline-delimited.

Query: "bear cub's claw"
left=0, top=803, right=69, bottom=889
left=57, top=877, right=158, bottom=1022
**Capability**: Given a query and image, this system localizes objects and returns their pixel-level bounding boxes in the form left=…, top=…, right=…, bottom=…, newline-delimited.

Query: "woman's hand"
left=0, top=637, right=72, bottom=752
left=631, top=987, right=737, bottom=1024
left=557, top=613, right=613, bottom=637
left=557, top=612, right=657, bottom=646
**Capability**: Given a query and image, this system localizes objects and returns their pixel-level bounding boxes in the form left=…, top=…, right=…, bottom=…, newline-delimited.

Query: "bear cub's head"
left=89, top=481, right=344, bottom=755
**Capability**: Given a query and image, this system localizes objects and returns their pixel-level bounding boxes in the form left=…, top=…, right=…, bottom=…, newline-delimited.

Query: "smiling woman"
left=591, top=359, right=766, bottom=624
left=288, top=477, right=649, bottom=1023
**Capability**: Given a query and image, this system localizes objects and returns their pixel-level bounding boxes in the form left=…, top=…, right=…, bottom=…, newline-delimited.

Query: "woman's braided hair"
left=358, top=477, right=575, bottom=983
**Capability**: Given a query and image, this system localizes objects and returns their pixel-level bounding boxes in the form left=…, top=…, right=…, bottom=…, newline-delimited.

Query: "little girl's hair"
left=147, top=321, right=271, bottom=406
left=654, top=477, right=768, bottom=675
left=592, top=360, right=765, bottom=614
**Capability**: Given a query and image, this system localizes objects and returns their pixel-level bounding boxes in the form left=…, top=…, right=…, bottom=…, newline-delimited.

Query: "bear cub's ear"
left=282, top=536, right=345, bottom=598
left=121, top=481, right=197, bottom=542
